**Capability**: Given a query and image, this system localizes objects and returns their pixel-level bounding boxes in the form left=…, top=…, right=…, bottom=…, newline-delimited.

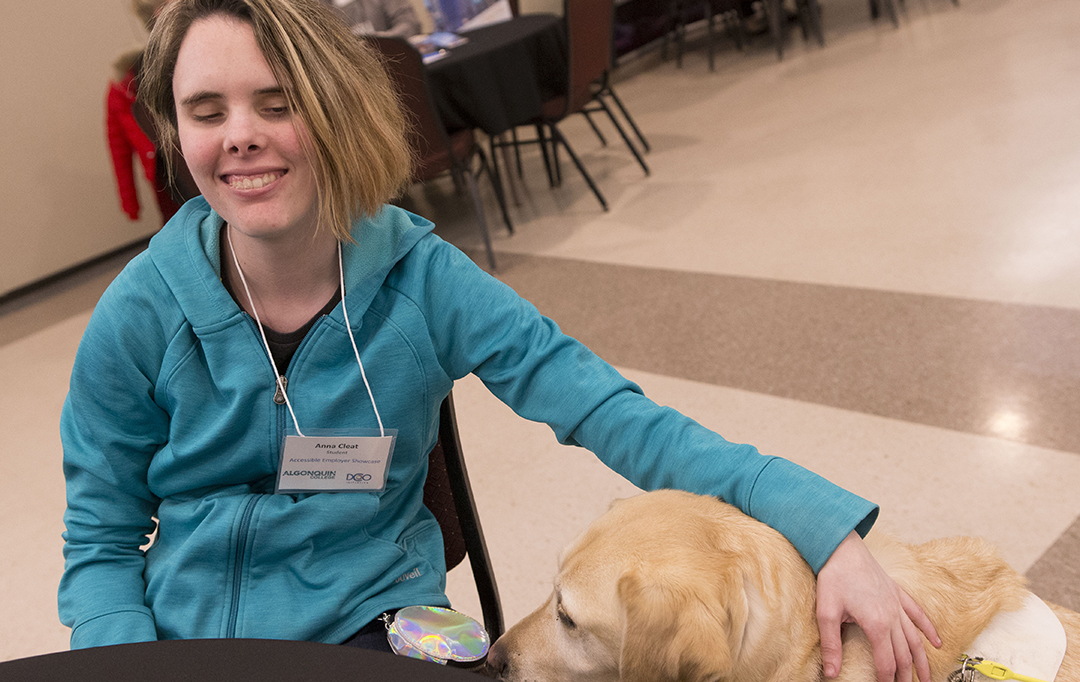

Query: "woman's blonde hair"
left=139, top=0, right=414, bottom=242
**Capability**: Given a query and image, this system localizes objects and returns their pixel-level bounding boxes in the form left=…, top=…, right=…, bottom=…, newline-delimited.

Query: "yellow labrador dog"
left=487, top=490, right=1078, bottom=682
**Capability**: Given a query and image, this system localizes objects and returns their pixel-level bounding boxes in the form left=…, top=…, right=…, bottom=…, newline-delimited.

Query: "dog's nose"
left=482, top=641, right=509, bottom=679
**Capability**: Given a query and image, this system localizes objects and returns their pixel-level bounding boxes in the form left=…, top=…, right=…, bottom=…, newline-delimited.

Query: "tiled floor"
left=3, top=0, right=1078, bottom=662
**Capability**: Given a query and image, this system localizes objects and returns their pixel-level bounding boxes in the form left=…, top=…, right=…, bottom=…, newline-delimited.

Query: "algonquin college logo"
left=281, top=470, right=337, bottom=480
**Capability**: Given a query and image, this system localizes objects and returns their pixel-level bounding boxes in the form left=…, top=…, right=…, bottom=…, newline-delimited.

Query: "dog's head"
left=487, top=490, right=810, bottom=682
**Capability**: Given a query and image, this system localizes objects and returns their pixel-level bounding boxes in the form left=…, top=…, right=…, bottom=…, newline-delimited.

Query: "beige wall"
left=1, top=1, right=162, bottom=296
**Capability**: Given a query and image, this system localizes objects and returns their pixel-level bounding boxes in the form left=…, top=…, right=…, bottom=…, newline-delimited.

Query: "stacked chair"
left=667, top=0, right=747, bottom=70
left=665, top=0, right=823, bottom=62
left=494, top=0, right=651, bottom=212
left=870, top=0, right=959, bottom=27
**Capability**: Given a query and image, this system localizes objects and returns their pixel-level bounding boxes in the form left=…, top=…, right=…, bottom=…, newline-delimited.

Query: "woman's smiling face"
left=172, top=14, right=320, bottom=241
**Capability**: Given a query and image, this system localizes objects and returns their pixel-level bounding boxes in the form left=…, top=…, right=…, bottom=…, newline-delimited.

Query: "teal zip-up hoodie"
left=59, top=198, right=877, bottom=649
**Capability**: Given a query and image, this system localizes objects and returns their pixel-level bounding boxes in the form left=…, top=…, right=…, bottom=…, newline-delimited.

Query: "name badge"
left=276, top=429, right=397, bottom=493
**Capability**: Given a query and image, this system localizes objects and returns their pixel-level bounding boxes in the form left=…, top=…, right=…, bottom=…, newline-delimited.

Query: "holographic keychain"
left=383, top=606, right=490, bottom=665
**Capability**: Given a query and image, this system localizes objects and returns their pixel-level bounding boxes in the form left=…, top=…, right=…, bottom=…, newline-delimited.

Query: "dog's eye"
left=556, top=604, right=576, bottom=630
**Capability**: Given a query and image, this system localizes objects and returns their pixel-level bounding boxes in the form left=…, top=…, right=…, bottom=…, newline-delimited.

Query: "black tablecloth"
left=0, top=639, right=486, bottom=682
left=426, top=14, right=567, bottom=136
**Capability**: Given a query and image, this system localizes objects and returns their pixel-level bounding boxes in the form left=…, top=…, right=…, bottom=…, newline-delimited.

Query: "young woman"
left=60, top=0, right=938, bottom=679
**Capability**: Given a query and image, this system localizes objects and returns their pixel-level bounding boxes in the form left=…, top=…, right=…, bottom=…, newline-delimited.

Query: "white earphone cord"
left=226, top=229, right=384, bottom=438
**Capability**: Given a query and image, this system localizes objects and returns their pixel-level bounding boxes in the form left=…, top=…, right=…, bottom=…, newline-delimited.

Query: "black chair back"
left=422, top=393, right=505, bottom=639
left=365, top=36, right=459, bottom=180
left=563, top=0, right=614, bottom=113
left=366, top=35, right=505, bottom=270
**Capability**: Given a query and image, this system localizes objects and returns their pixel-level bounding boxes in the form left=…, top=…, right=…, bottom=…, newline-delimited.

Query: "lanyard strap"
left=226, top=228, right=385, bottom=438
left=338, top=242, right=385, bottom=436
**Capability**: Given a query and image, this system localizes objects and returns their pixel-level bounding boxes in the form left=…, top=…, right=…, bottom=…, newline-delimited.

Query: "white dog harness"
left=950, top=593, right=1067, bottom=682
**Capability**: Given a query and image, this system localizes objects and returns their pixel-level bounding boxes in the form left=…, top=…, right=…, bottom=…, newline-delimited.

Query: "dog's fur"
left=488, top=490, right=1079, bottom=682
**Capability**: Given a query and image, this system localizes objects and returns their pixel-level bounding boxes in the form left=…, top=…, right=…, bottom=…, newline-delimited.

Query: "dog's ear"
left=617, top=562, right=749, bottom=682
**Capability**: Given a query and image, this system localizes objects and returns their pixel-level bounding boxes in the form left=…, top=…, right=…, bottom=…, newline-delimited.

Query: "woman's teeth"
left=229, top=172, right=282, bottom=190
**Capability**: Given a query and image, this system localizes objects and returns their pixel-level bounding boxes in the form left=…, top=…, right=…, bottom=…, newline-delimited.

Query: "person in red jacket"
left=107, top=51, right=181, bottom=222
left=106, top=0, right=197, bottom=224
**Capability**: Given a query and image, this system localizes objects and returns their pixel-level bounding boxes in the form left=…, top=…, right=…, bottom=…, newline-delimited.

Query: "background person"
left=320, top=0, right=422, bottom=37
left=106, top=0, right=198, bottom=224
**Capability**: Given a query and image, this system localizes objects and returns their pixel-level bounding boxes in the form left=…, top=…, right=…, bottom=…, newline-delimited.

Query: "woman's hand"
left=816, top=531, right=941, bottom=682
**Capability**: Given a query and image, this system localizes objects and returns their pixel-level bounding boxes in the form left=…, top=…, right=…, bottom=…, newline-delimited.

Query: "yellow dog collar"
left=957, top=655, right=1049, bottom=682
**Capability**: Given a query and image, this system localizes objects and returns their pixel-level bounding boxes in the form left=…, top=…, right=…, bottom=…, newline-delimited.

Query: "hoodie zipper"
left=226, top=495, right=259, bottom=638
left=224, top=313, right=329, bottom=637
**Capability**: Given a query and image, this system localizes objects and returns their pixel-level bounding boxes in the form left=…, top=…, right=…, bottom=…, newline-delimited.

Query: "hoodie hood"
left=147, top=197, right=435, bottom=333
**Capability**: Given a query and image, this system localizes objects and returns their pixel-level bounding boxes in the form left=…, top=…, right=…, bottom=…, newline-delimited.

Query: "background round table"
left=425, top=14, right=568, bottom=136
left=0, top=639, right=488, bottom=682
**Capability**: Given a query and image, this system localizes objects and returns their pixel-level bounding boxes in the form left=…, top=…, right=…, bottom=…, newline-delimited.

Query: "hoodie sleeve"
left=416, top=240, right=877, bottom=573
left=58, top=263, right=174, bottom=648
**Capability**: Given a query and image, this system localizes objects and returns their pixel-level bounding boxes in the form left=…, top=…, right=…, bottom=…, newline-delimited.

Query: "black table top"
left=0, top=639, right=487, bottom=682
left=429, top=14, right=561, bottom=70
left=425, top=14, right=567, bottom=136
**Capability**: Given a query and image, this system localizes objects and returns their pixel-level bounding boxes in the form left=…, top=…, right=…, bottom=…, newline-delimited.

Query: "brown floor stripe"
left=1025, top=514, right=1080, bottom=612
left=493, top=252, right=1080, bottom=456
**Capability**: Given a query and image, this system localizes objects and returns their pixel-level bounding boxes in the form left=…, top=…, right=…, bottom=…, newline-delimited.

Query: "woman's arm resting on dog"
left=817, top=532, right=941, bottom=682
